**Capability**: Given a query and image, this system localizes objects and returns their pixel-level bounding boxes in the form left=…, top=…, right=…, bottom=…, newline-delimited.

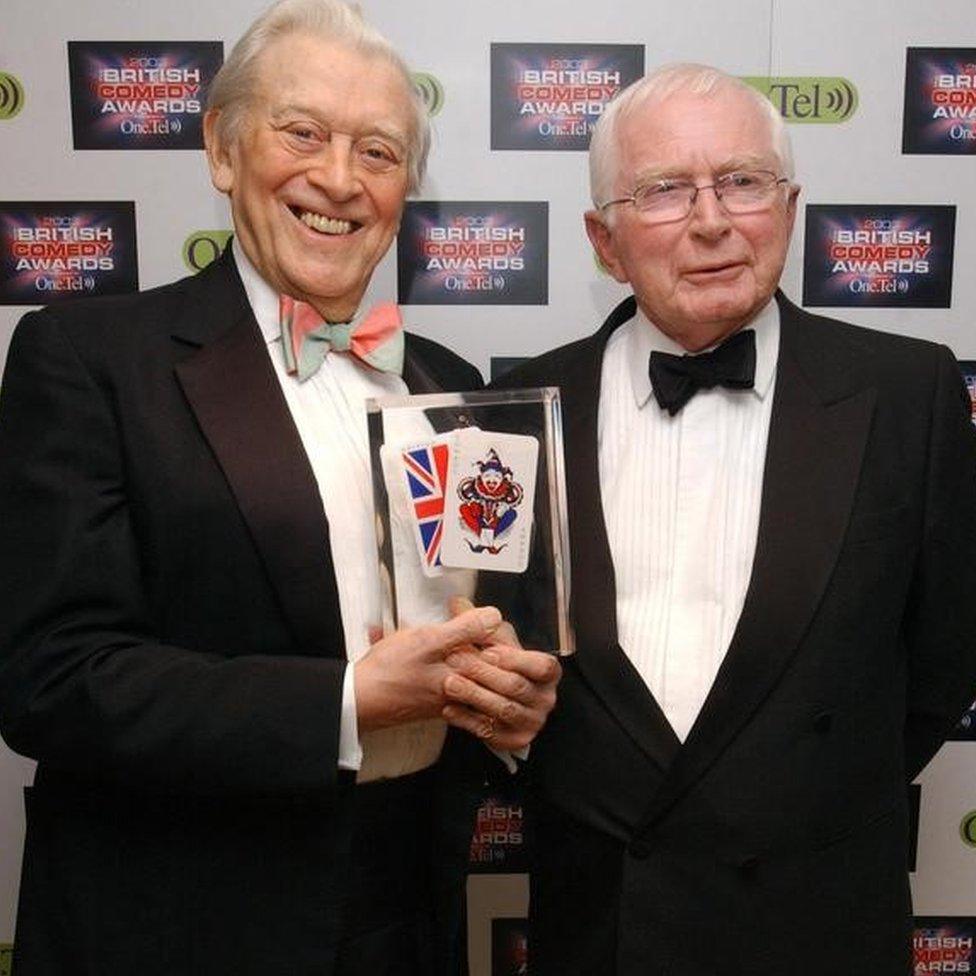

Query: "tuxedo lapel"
left=172, top=252, right=344, bottom=657
left=637, top=295, right=877, bottom=830
left=401, top=342, right=443, bottom=395
left=562, top=298, right=681, bottom=772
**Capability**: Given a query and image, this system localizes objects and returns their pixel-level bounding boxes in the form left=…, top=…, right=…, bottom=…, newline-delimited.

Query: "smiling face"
left=481, top=469, right=503, bottom=492
left=586, top=87, right=799, bottom=351
left=204, top=33, right=414, bottom=321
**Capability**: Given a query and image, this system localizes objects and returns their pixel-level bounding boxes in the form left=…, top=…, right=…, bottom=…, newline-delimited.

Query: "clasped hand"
left=354, top=602, right=560, bottom=751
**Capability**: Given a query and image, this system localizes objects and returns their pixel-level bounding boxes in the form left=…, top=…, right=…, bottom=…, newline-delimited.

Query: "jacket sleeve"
left=902, top=344, right=976, bottom=780
left=0, top=309, right=347, bottom=796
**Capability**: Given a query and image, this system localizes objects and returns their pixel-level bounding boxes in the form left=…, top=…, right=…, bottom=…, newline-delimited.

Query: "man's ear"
left=203, top=110, right=234, bottom=194
left=584, top=210, right=628, bottom=284
left=784, top=182, right=801, bottom=237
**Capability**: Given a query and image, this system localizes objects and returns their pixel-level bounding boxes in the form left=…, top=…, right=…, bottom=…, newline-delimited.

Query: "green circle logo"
left=182, top=230, right=232, bottom=274
left=961, top=810, right=976, bottom=848
left=0, top=72, right=25, bottom=120
left=412, top=72, right=445, bottom=117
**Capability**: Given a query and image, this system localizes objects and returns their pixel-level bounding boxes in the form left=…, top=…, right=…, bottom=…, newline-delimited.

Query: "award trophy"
left=366, top=387, right=573, bottom=655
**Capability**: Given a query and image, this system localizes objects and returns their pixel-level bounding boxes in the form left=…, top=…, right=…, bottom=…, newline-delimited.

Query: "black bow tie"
left=648, top=328, right=756, bottom=416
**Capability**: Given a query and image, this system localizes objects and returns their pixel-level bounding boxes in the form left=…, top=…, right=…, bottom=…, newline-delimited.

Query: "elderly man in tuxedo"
left=500, top=63, right=976, bottom=975
left=0, top=2, right=559, bottom=974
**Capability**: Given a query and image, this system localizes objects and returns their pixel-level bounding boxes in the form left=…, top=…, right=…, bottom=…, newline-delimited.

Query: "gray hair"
left=206, top=0, right=430, bottom=194
left=589, top=62, right=795, bottom=210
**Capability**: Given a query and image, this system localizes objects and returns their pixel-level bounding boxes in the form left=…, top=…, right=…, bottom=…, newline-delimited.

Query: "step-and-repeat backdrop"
left=2, top=1, right=975, bottom=973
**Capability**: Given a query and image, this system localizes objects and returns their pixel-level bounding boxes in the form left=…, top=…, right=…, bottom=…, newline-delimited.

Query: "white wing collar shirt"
left=598, top=298, right=780, bottom=742
left=235, top=241, right=449, bottom=782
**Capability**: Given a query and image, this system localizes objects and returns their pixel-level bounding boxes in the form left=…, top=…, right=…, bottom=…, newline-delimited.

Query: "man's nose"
left=687, top=184, right=733, bottom=240
left=306, top=138, right=359, bottom=200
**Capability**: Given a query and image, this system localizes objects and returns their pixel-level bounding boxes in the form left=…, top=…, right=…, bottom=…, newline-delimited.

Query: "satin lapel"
left=637, top=296, right=877, bottom=829
left=562, top=298, right=681, bottom=772
left=173, top=253, right=344, bottom=657
left=401, top=342, right=442, bottom=395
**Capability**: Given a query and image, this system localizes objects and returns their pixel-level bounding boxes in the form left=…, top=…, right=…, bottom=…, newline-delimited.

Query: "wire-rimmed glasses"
left=600, top=170, right=790, bottom=223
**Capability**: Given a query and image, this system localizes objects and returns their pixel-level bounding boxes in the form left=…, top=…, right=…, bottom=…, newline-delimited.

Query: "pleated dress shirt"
left=598, top=299, right=779, bottom=741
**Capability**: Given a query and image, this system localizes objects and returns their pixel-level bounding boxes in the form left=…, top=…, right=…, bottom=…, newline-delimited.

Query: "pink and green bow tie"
left=279, top=294, right=405, bottom=381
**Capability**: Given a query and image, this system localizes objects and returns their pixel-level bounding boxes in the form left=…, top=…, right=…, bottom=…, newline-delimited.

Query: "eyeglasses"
left=600, top=169, right=790, bottom=223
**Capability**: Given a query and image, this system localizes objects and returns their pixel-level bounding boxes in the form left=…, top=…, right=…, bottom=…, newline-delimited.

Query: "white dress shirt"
left=598, top=300, right=779, bottom=742
left=234, top=242, right=453, bottom=782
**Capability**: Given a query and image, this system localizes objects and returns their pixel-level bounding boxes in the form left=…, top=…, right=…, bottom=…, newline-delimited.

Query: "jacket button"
left=813, top=711, right=833, bottom=733
left=629, top=840, right=651, bottom=860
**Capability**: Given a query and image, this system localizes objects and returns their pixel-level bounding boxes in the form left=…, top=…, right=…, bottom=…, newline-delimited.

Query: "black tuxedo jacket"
left=501, top=294, right=976, bottom=976
left=0, top=249, right=483, bottom=975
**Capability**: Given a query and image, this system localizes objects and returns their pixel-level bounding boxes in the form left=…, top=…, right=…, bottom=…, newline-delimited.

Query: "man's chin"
left=665, top=291, right=766, bottom=346
left=279, top=265, right=367, bottom=315
left=683, top=290, right=757, bottom=326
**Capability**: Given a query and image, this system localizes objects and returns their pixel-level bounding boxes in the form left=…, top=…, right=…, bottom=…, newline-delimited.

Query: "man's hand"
left=442, top=644, right=562, bottom=752
left=354, top=606, right=503, bottom=733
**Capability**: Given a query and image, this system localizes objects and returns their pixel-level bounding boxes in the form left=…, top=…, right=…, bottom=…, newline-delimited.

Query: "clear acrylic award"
left=366, top=388, right=573, bottom=655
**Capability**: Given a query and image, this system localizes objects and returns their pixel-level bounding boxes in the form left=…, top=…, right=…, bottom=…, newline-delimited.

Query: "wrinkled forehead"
left=617, top=87, right=778, bottom=177
left=249, top=31, right=414, bottom=123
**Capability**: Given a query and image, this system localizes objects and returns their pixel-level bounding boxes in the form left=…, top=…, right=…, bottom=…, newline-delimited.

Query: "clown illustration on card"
left=440, top=428, right=538, bottom=573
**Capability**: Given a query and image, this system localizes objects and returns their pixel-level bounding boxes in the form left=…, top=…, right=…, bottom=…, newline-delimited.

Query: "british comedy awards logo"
left=0, top=202, right=138, bottom=305
left=955, top=363, right=976, bottom=434
left=68, top=41, right=223, bottom=150
left=741, top=76, right=858, bottom=123
left=802, top=205, right=955, bottom=308
left=397, top=202, right=548, bottom=306
left=914, top=918, right=976, bottom=973
left=490, top=43, right=643, bottom=151
left=903, top=48, right=976, bottom=155
left=469, top=787, right=527, bottom=874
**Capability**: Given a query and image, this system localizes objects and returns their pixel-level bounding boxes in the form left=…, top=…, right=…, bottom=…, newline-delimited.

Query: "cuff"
left=488, top=743, right=530, bottom=774
left=337, top=662, right=363, bottom=771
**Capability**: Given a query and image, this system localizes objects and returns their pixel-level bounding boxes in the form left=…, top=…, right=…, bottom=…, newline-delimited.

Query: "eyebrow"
left=632, top=153, right=773, bottom=186
left=271, top=104, right=409, bottom=148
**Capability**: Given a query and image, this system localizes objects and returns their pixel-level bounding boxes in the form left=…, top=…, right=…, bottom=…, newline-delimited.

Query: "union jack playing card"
left=399, top=436, right=451, bottom=577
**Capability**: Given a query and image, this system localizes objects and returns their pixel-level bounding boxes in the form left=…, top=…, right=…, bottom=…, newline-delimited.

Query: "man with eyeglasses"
left=499, top=63, right=976, bottom=975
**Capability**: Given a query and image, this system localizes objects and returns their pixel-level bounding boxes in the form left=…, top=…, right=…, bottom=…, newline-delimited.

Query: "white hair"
left=588, top=62, right=795, bottom=210
left=206, top=0, right=430, bottom=194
